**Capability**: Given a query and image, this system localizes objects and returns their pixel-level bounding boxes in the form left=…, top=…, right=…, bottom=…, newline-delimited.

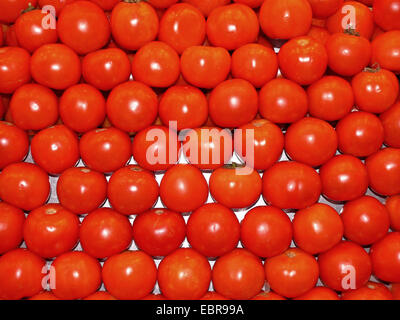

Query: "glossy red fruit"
left=342, top=282, right=393, bottom=300
left=294, top=287, right=340, bottom=300
left=181, top=0, right=229, bottom=16
left=0, top=202, right=25, bottom=254
left=386, top=195, right=400, bottom=231
left=307, top=0, right=343, bottom=19
left=251, top=291, right=286, bottom=300
left=89, top=0, right=119, bottom=11
left=0, top=47, right=31, bottom=94
left=83, top=291, right=117, bottom=300
left=29, top=292, right=61, bottom=300
left=0, top=121, right=29, bottom=169
left=200, top=292, right=229, bottom=300
left=380, top=100, right=400, bottom=148
left=0, top=0, right=38, bottom=24
left=373, top=0, right=400, bottom=31
left=371, top=30, right=400, bottom=73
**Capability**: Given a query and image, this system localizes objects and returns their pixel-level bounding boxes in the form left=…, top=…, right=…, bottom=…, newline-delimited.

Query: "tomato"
left=187, top=203, right=240, bottom=257
left=307, top=0, right=343, bottom=18
left=148, top=0, right=178, bottom=8
left=320, top=155, right=368, bottom=202
left=294, top=287, right=340, bottom=300
left=370, top=232, right=400, bottom=283
left=111, top=1, right=158, bottom=51
left=231, top=44, right=278, bottom=88
left=141, top=294, right=167, bottom=300
left=251, top=291, right=286, bottom=300
left=0, top=121, right=29, bottom=169
left=278, top=36, right=328, bottom=86
left=307, top=26, right=331, bottom=45
left=366, top=148, right=400, bottom=196
left=60, top=84, right=106, bottom=133
left=132, top=209, right=186, bottom=257
left=82, top=48, right=131, bottom=92
left=89, top=0, right=119, bottom=11
left=373, top=0, right=400, bottom=31
left=80, top=127, right=132, bottom=173
left=132, top=41, right=180, bottom=88
left=158, top=248, right=211, bottom=300
left=52, top=251, right=102, bottom=300
left=342, top=282, right=393, bottom=300
left=0, top=0, right=37, bottom=24
left=80, top=208, right=132, bottom=259
left=210, top=165, right=262, bottom=209
left=181, top=0, right=229, bottom=16
left=57, top=167, right=107, bottom=215
left=0, top=249, right=45, bottom=300
left=200, top=292, right=229, bottom=300
left=23, top=204, right=79, bottom=259
left=0, top=162, right=50, bottom=211
left=390, top=283, right=400, bottom=300
left=371, top=30, right=400, bottom=73
left=0, top=47, right=31, bottom=94
left=285, top=117, right=338, bottom=167
left=38, top=0, right=75, bottom=14
left=0, top=202, right=24, bottom=254
left=262, top=161, right=321, bottom=210
left=386, top=195, right=400, bottom=231
left=29, top=292, right=60, bottom=300
left=213, top=249, right=265, bottom=300
left=4, top=25, right=19, bottom=47
left=106, top=81, right=158, bottom=133
left=103, top=250, right=157, bottom=300
left=259, top=78, right=308, bottom=124
left=180, top=46, right=231, bottom=89
left=83, top=291, right=117, bottom=300
left=0, top=98, right=4, bottom=119
left=241, top=206, right=292, bottom=258
left=30, top=44, right=81, bottom=90
left=259, top=0, right=312, bottom=39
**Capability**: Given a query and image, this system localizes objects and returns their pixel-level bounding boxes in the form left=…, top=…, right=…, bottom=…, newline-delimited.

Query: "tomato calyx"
left=21, top=3, right=37, bottom=14
left=123, top=0, right=144, bottom=3
left=344, top=28, right=360, bottom=37
left=223, top=162, right=246, bottom=170
left=364, top=63, right=381, bottom=73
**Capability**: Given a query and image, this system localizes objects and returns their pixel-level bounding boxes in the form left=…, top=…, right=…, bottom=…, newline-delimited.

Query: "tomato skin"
left=182, top=0, right=229, bottom=16
left=83, top=291, right=117, bottom=300
left=38, top=0, right=76, bottom=14
left=52, top=251, right=102, bottom=300
left=0, top=249, right=45, bottom=300
left=294, top=287, right=340, bottom=300
left=213, top=249, right=265, bottom=300
left=262, top=161, right=322, bottom=210
left=0, top=0, right=37, bottom=24
left=29, top=291, right=60, bottom=300
left=187, top=203, right=240, bottom=258
left=259, top=0, right=312, bottom=40
left=342, top=282, right=393, bottom=300
left=380, top=101, right=400, bottom=149
left=0, top=202, right=25, bottom=254
left=148, top=0, right=178, bottom=8
left=23, top=204, right=79, bottom=259
left=251, top=291, right=286, bottom=300
left=89, top=0, right=119, bottom=11
left=0, top=47, right=31, bottom=94
left=370, top=232, right=400, bottom=283
left=158, top=248, right=211, bottom=300
left=57, top=167, right=107, bottom=215
left=307, top=0, right=343, bottom=19
left=200, top=292, right=229, bottom=300
left=373, top=0, right=400, bottom=31
left=0, top=162, right=50, bottom=211
left=320, top=155, right=368, bottom=202
left=390, top=283, right=400, bottom=300
left=0, top=121, right=29, bottom=169
left=386, top=195, right=400, bottom=231
left=371, top=31, right=400, bottom=73
left=141, top=294, right=167, bottom=300
left=241, top=206, right=292, bottom=258
left=106, top=81, right=158, bottom=133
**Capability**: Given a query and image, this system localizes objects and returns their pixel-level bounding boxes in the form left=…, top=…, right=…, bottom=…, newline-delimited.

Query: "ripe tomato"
left=103, top=250, right=157, bottom=300
left=80, top=208, right=132, bottom=259
left=259, top=0, right=312, bottom=39
left=132, top=208, right=186, bottom=257
left=83, top=291, right=117, bottom=300
left=4, top=25, right=18, bottom=47
left=241, top=206, right=292, bottom=258
left=52, top=251, right=102, bottom=300
left=293, top=203, right=343, bottom=255
left=386, top=195, right=400, bottom=231
left=200, top=292, right=229, bottom=300
left=373, top=0, right=400, bottom=31
left=0, top=0, right=37, bottom=24
left=307, top=26, right=331, bottom=45
left=251, top=291, right=286, bottom=300
left=262, top=161, right=321, bottom=210
left=390, top=283, right=400, bottom=300
left=320, top=155, right=368, bottom=202
left=366, top=148, right=400, bottom=196
left=180, top=46, right=231, bottom=89
left=148, top=0, right=178, bottom=8
left=181, top=0, right=229, bottom=16
left=187, top=203, right=240, bottom=257
left=0, top=121, right=29, bottom=169
left=342, top=282, right=393, bottom=300
left=80, top=127, right=132, bottom=173
left=158, top=248, right=211, bottom=300
left=29, top=292, right=60, bottom=300
left=106, top=81, right=158, bottom=133
left=294, top=287, right=340, bottom=300
left=0, top=249, right=45, bottom=300
left=380, top=101, right=400, bottom=148
left=0, top=202, right=24, bottom=254
left=371, top=30, right=400, bottom=73
left=108, top=165, right=158, bottom=215
left=210, top=165, right=262, bottom=209
left=370, top=232, right=400, bottom=283
left=259, top=78, right=308, bottom=124
left=213, top=249, right=265, bottom=300
left=307, top=0, right=343, bottom=19
left=30, top=44, right=81, bottom=90
left=57, top=167, right=107, bottom=215
left=89, top=0, right=119, bottom=11
left=141, top=294, right=167, bottom=300
left=0, top=47, right=31, bottom=94
left=38, top=0, right=75, bottom=14
left=23, top=204, right=79, bottom=259
left=0, top=162, right=50, bottom=211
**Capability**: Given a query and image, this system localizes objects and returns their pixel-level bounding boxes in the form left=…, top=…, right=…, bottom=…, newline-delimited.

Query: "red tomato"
left=320, top=155, right=368, bottom=202
left=241, top=206, right=292, bottom=258
left=307, top=0, right=343, bottom=18
left=52, top=251, right=102, bottom=300
left=213, top=249, right=265, bottom=300
left=132, top=208, right=186, bottom=257
left=181, top=0, right=229, bottom=16
left=141, top=294, right=167, bottom=300
left=371, top=30, right=400, bottom=73
left=103, top=250, right=157, bottom=300
left=380, top=100, right=400, bottom=148
left=29, top=292, right=60, bottom=300
left=386, top=195, right=400, bottom=231
left=0, top=202, right=24, bottom=254
left=57, top=167, right=107, bottom=215
left=342, top=282, right=393, bottom=300
left=0, top=249, right=45, bottom=300
left=373, top=0, right=400, bottom=31
left=89, top=0, right=119, bottom=11
left=187, top=203, right=240, bottom=257
left=265, top=248, right=319, bottom=298
left=0, top=0, right=37, bottom=24
left=319, top=241, right=372, bottom=291
left=0, top=121, right=29, bottom=169
left=80, top=208, right=132, bottom=259
left=262, top=161, right=322, bottom=210
left=80, top=127, right=132, bottom=173
left=23, top=204, right=79, bottom=259
left=83, top=291, right=117, bottom=300
left=158, top=248, right=211, bottom=300
left=259, top=78, right=308, bottom=124
left=251, top=291, right=286, bottom=300
left=38, top=0, right=75, bottom=14
left=0, top=47, right=31, bottom=94
left=307, top=26, right=331, bottom=45
left=148, top=0, right=178, bottom=8
left=4, top=24, right=19, bottom=47
left=370, top=232, right=400, bottom=283
left=294, top=287, right=340, bottom=300
left=390, top=283, right=400, bottom=300
left=200, top=292, right=229, bottom=300
left=259, top=0, right=312, bottom=39
left=0, top=162, right=50, bottom=211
